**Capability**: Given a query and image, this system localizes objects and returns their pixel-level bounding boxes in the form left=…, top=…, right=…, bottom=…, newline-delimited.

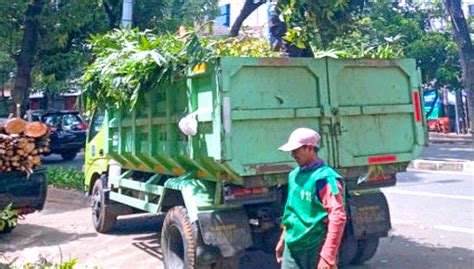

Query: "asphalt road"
left=1, top=170, right=473, bottom=268
left=419, top=140, right=474, bottom=161
left=247, top=170, right=474, bottom=269
left=41, top=152, right=84, bottom=171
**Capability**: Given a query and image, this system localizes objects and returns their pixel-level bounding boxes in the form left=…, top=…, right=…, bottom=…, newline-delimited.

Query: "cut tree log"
left=5, top=118, right=27, bottom=135
left=25, top=121, right=48, bottom=138
left=0, top=125, right=50, bottom=173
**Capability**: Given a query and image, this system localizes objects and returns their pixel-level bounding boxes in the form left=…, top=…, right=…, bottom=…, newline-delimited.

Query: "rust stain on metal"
left=172, top=168, right=185, bottom=175
left=249, top=163, right=294, bottom=175
left=197, top=170, right=207, bottom=177
left=154, top=165, right=166, bottom=173
left=258, top=58, right=292, bottom=66
left=358, top=59, right=395, bottom=66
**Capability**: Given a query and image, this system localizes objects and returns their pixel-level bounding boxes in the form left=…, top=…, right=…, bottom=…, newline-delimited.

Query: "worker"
left=275, top=128, right=347, bottom=269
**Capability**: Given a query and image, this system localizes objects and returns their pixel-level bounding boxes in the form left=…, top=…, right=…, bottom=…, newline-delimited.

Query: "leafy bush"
left=0, top=204, right=17, bottom=233
left=46, top=167, right=84, bottom=191
left=4, top=258, right=77, bottom=269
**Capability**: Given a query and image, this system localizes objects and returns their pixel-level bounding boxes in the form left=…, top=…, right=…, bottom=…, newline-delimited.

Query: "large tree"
left=444, top=0, right=474, bottom=136
left=229, top=0, right=266, bottom=37
left=9, top=0, right=43, bottom=114
left=228, top=0, right=365, bottom=56
left=0, top=0, right=218, bottom=114
left=0, top=0, right=109, bottom=114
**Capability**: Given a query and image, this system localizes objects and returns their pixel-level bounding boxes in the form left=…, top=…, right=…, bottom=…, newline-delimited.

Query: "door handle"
left=99, top=149, right=104, bottom=156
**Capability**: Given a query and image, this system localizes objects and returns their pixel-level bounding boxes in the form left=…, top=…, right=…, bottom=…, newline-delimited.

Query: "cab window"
left=88, top=110, right=105, bottom=142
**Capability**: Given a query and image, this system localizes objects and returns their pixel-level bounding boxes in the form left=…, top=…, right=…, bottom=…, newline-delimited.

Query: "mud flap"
left=197, top=208, right=253, bottom=257
left=348, top=192, right=391, bottom=239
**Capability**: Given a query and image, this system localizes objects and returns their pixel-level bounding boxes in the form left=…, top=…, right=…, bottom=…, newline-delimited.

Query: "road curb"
left=409, top=159, right=474, bottom=173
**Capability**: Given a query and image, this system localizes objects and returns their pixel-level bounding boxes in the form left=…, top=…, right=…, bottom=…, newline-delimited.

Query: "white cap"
left=278, top=128, right=321, bottom=152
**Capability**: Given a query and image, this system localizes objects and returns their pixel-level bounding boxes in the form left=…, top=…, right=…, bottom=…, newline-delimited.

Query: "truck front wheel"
left=161, top=206, right=197, bottom=269
left=91, top=179, right=116, bottom=233
left=351, top=238, right=379, bottom=264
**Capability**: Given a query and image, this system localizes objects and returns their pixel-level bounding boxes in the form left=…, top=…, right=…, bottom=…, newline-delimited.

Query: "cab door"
left=84, top=109, right=108, bottom=191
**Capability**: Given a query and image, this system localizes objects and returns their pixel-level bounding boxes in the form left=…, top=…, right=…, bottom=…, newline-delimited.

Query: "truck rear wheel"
left=351, top=238, right=379, bottom=264
left=91, top=179, right=116, bottom=233
left=338, top=235, right=358, bottom=266
left=161, top=206, right=197, bottom=269
left=213, top=257, right=240, bottom=269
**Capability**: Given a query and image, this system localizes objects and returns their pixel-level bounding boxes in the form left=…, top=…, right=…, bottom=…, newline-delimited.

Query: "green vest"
left=282, top=165, right=343, bottom=250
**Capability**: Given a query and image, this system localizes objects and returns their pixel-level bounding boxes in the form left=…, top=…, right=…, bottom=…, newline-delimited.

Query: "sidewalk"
left=409, top=132, right=474, bottom=173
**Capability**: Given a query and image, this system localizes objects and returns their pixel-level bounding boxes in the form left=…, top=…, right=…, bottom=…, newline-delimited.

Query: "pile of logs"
left=0, top=118, right=49, bottom=173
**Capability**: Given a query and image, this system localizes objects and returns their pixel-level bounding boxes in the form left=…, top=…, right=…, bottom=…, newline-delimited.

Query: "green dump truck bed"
left=99, top=57, right=426, bottom=186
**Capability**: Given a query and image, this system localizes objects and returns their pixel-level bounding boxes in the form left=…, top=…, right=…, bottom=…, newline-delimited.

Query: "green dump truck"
left=84, top=57, right=426, bottom=268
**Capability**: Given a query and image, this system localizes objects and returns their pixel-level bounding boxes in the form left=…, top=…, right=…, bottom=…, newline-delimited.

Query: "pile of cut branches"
left=83, top=28, right=280, bottom=110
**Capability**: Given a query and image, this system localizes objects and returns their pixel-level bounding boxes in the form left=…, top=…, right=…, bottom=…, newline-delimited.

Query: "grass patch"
left=46, top=167, right=84, bottom=191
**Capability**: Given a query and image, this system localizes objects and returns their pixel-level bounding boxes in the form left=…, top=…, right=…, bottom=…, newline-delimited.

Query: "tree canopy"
left=0, top=0, right=218, bottom=113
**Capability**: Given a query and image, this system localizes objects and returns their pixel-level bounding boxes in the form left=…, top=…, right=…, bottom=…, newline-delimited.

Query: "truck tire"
left=262, top=227, right=281, bottom=254
left=338, top=236, right=358, bottom=266
left=61, top=150, right=78, bottom=161
left=351, top=238, right=379, bottom=265
left=213, top=257, right=240, bottom=269
left=161, top=206, right=197, bottom=269
left=91, top=179, right=116, bottom=233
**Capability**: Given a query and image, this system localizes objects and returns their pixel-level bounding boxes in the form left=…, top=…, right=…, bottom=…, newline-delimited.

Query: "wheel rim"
left=92, top=188, right=102, bottom=224
left=166, top=224, right=185, bottom=268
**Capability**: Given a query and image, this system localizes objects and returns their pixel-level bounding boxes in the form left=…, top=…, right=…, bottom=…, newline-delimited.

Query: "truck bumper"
left=0, top=168, right=48, bottom=213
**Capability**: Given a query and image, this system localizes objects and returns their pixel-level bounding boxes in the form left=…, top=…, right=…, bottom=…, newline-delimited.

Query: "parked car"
left=27, top=110, right=87, bottom=160
left=24, top=109, right=46, bottom=122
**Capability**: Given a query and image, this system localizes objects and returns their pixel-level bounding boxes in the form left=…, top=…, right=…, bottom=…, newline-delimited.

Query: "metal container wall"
left=104, top=58, right=425, bottom=184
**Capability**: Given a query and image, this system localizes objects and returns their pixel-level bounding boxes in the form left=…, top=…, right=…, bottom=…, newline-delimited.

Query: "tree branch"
left=230, top=0, right=266, bottom=37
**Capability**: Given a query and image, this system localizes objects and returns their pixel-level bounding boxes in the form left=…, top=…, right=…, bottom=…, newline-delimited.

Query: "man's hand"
left=317, top=257, right=337, bottom=269
left=275, top=237, right=284, bottom=263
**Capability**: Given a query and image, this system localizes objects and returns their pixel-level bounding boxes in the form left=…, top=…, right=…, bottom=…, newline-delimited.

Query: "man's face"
left=291, top=145, right=315, bottom=166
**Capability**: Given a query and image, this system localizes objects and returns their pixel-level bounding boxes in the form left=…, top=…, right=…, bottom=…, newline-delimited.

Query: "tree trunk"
left=444, top=0, right=474, bottom=139
left=12, top=0, right=44, bottom=116
left=103, top=1, right=121, bottom=29
left=229, top=0, right=265, bottom=37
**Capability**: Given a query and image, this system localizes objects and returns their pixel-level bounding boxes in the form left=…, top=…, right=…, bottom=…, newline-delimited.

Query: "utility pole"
left=121, top=0, right=133, bottom=27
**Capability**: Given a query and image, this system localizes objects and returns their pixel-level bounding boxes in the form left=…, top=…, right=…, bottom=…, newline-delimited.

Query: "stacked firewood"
left=0, top=118, right=49, bottom=173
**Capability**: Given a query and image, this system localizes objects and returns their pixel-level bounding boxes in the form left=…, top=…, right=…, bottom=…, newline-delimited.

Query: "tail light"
left=223, top=185, right=278, bottom=204
left=48, top=126, right=58, bottom=132
left=75, top=123, right=88, bottom=130
left=230, top=186, right=268, bottom=196
left=368, top=155, right=397, bottom=164
left=368, top=174, right=393, bottom=182
left=413, top=91, right=422, bottom=123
